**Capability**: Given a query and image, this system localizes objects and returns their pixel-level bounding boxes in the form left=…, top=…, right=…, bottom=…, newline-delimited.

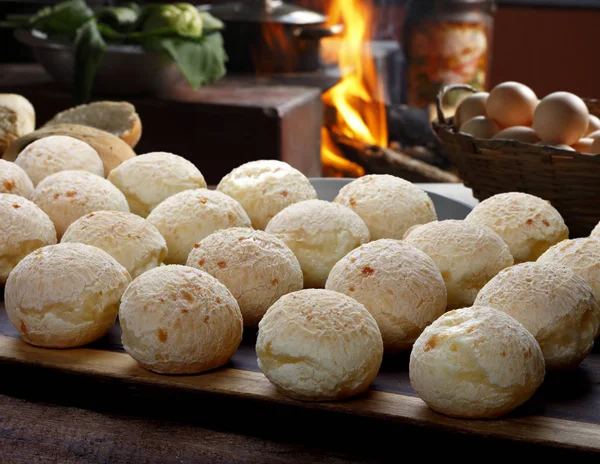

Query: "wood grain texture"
left=0, top=393, right=374, bottom=464
left=1, top=334, right=600, bottom=453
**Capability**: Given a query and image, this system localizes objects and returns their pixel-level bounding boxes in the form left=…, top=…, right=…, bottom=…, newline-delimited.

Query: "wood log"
left=324, top=99, right=452, bottom=170
left=329, top=131, right=461, bottom=183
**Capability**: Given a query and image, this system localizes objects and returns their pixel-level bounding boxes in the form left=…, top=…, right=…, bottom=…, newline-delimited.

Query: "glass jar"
left=403, top=0, right=496, bottom=108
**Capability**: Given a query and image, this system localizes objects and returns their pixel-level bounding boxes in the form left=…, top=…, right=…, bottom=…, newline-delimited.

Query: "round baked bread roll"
left=410, top=306, right=545, bottom=419
left=0, top=93, right=35, bottom=155
left=0, top=194, right=57, bottom=284
left=475, top=262, right=600, bottom=370
left=14, top=135, right=104, bottom=186
left=5, top=243, right=131, bottom=348
left=147, top=188, right=251, bottom=265
left=403, top=220, right=513, bottom=309
left=0, top=159, right=33, bottom=198
left=325, top=239, right=446, bottom=352
left=465, top=192, right=568, bottom=263
left=119, top=265, right=243, bottom=374
left=590, top=220, right=600, bottom=237
left=216, top=160, right=317, bottom=230
left=333, top=174, right=436, bottom=240
left=61, top=210, right=168, bottom=279
left=107, top=152, right=206, bottom=217
left=186, top=228, right=303, bottom=327
left=256, top=289, right=383, bottom=401
left=32, top=170, right=130, bottom=239
left=44, top=101, right=142, bottom=148
left=265, top=199, right=370, bottom=288
left=537, top=238, right=600, bottom=302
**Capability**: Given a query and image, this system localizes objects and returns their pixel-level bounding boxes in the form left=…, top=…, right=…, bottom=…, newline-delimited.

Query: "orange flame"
left=321, top=127, right=365, bottom=177
left=321, top=0, right=388, bottom=176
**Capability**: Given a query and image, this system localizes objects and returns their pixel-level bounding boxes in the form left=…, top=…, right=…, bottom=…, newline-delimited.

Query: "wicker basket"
left=432, top=84, right=600, bottom=238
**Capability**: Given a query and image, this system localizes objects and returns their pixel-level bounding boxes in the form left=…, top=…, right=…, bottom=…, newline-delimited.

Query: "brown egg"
left=586, top=115, right=600, bottom=136
left=535, top=142, right=575, bottom=151
left=589, top=130, right=600, bottom=140
left=572, top=138, right=594, bottom=154
left=591, top=138, right=600, bottom=155
left=460, top=116, right=500, bottom=139
left=455, top=92, right=489, bottom=129
left=486, top=82, right=538, bottom=128
left=533, top=92, right=590, bottom=145
left=492, top=126, right=540, bottom=144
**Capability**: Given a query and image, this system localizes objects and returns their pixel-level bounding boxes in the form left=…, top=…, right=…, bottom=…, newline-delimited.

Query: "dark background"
left=1, top=0, right=600, bottom=98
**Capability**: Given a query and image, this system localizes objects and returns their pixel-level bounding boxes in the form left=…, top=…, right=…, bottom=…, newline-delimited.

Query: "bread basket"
left=432, top=84, right=600, bottom=238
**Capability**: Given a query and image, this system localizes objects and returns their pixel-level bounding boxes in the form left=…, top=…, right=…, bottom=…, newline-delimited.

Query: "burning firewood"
left=328, top=130, right=460, bottom=184
left=324, top=99, right=454, bottom=172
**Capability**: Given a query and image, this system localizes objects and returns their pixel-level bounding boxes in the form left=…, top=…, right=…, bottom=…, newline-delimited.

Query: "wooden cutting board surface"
left=1, top=302, right=600, bottom=453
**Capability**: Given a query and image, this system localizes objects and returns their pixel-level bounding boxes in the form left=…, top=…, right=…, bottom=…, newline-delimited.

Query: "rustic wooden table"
left=2, top=363, right=598, bottom=463
left=1, top=362, right=597, bottom=463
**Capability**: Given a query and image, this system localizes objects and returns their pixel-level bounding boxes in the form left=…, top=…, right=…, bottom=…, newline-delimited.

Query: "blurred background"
left=2, top=0, right=599, bottom=99
left=2, top=0, right=599, bottom=184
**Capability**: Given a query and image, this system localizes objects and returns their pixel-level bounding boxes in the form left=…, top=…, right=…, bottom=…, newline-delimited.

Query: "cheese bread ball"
left=217, top=160, right=317, bottom=230
left=107, top=152, right=206, bottom=217
left=475, top=262, right=600, bottom=370
left=119, top=265, right=243, bottom=374
left=15, top=135, right=104, bottom=186
left=591, top=221, right=600, bottom=237
left=0, top=159, right=34, bottom=198
left=403, top=220, right=513, bottom=309
left=147, top=188, right=251, bottom=265
left=256, top=289, right=383, bottom=401
left=32, top=170, right=130, bottom=239
left=410, top=306, right=545, bottom=419
left=5, top=243, right=131, bottom=348
left=538, top=238, right=600, bottom=303
left=325, top=239, right=446, bottom=352
left=333, top=174, right=436, bottom=240
left=61, top=210, right=168, bottom=279
left=0, top=194, right=57, bottom=284
left=465, top=192, right=568, bottom=263
left=186, top=228, right=303, bottom=327
left=265, top=200, right=370, bottom=288
left=0, top=94, right=35, bottom=155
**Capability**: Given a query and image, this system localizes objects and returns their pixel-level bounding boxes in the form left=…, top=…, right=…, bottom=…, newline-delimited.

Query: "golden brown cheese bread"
left=44, top=101, right=142, bottom=148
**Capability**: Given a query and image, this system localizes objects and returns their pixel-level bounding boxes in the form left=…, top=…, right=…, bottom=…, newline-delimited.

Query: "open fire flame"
left=321, top=0, right=388, bottom=177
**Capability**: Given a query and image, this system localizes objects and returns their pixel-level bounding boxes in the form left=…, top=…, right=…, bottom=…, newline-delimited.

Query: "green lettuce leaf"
left=95, top=3, right=141, bottom=34
left=157, top=32, right=227, bottom=89
left=73, top=19, right=106, bottom=103
left=30, top=0, right=93, bottom=40
left=198, top=11, right=224, bottom=34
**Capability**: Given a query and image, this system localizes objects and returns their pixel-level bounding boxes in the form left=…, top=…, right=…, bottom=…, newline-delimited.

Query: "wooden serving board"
left=1, top=301, right=600, bottom=453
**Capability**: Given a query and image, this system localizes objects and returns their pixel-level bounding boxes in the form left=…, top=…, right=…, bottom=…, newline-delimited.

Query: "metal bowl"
left=14, top=29, right=181, bottom=96
left=309, top=177, right=473, bottom=219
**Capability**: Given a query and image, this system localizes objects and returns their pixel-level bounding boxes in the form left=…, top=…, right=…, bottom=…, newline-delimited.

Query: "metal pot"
left=206, top=0, right=343, bottom=74
left=14, top=29, right=181, bottom=96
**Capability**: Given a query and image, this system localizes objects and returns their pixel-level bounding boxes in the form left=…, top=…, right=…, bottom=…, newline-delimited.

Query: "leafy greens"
left=3, top=0, right=227, bottom=103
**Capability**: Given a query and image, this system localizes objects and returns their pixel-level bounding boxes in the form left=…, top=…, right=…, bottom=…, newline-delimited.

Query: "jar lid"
left=208, top=0, right=327, bottom=25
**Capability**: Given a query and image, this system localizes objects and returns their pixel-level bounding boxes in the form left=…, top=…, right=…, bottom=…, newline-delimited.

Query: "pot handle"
left=294, top=23, right=344, bottom=40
